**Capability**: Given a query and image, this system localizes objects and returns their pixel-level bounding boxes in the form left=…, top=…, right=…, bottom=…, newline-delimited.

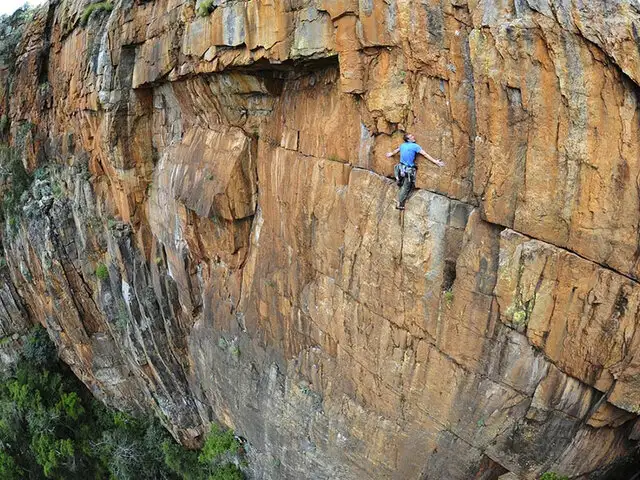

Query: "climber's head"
left=403, top=133, right=416, bottom=143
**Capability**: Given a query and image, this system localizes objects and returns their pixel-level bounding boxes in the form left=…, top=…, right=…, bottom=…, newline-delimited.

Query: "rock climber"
left=386, top=133, right=444, bottom=210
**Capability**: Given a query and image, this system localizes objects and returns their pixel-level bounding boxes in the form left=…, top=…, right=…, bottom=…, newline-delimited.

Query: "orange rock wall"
left=2, top=0, right=640, bottom=478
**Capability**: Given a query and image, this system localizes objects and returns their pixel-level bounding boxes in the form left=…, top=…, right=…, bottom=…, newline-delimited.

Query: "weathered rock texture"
left=1, top=0, right=640, bottom=478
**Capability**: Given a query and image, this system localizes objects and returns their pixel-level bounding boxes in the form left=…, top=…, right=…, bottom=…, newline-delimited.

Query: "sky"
left=0, top=0, right=46, bottom=16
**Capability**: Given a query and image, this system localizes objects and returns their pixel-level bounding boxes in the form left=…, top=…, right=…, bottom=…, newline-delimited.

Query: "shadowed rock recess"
left=1, top=0, right=640, bottom=478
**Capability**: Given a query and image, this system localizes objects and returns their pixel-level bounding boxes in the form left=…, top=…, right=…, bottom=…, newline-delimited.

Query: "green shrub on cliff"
left=0, top=326, right=247, bottom=480
left=0, top=144, right=31, bottom=219
left=95, top=263, right=109, bottom=281
left=197, top=0, right=216, bottom=17
left=540, top=473, right=569, bottom=480
left=22, top=323, right=57, bottom=367
left=200, top=425, right=240, bottom=463
left=162, top=424, right=244, bottom=480
left=81, top=2, right=114, bottom=26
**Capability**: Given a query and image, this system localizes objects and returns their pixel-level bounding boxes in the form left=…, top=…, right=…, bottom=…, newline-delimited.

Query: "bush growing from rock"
left=81, top=2, right=113, bottom=26
left=197, top=0, right=216, bottom=17
left=540, top=473, right=569, bottom=480
left=95, top=263, right=109, bottom=281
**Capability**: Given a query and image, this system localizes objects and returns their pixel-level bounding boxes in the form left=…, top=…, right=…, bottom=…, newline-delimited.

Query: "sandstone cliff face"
left=2, top=0, right=640, bottom=478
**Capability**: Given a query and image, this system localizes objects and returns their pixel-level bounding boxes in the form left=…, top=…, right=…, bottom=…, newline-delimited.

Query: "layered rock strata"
left=1, top=0, right=640, bottom=478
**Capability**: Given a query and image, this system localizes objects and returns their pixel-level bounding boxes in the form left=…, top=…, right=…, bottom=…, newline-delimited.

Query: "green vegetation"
left=0, top=115, right=9, bottom=134
left=38, top=82, right=50, bottom=95
left=159, top=424, right=243, bottom=480
left=33, top=166, right=48, bottom=181
left=200, top=425, right=240, bottom=464
left=0, top=326, right=246, bottom=479
left=230, top=346, right=240, bottom=359
left=51, top=182, right=62, bottom=199
left=0, top=144, right=31, bottom=220
left=81, top=2, right=114, bottom=26
left=95, top=263, right=109, bottom=281
left=299, top=384, right=311, bottom=395
left=197, top=0, right=216, bottom=17
left=539, top=473, right=569, bottom=480
left=0, top=128, right=37, bottom=227
left=443, top=289, right=454, bottom=307
left=512, top=308, right=527, bottom=326
left=0, top=5, right=34, bottom=71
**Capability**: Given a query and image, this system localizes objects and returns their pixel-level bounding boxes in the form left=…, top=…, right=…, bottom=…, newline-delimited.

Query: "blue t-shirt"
left=399, top=142, right=422, bottom=167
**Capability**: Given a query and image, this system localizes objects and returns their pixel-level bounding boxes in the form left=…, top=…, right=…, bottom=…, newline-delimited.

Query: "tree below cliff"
left=0, top=326, right=244, bottom=480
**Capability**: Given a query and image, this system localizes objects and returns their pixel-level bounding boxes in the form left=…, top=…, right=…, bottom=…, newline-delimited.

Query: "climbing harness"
left=394, top=163, right=417, bottom=185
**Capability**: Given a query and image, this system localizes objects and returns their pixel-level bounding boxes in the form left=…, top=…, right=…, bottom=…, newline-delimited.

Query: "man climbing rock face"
left=386, top=133, right=444, bottom=210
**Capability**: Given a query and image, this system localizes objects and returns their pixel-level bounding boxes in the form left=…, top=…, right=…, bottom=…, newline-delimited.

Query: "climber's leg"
left=397, top=175, right=413, bottom=209
left=394, top=163, right=402, bottom=186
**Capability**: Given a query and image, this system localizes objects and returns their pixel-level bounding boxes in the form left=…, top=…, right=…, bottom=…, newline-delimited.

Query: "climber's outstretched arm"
left=386, top=147, right=400, bottom=158
left=419, top=149, right=444, bottom=167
